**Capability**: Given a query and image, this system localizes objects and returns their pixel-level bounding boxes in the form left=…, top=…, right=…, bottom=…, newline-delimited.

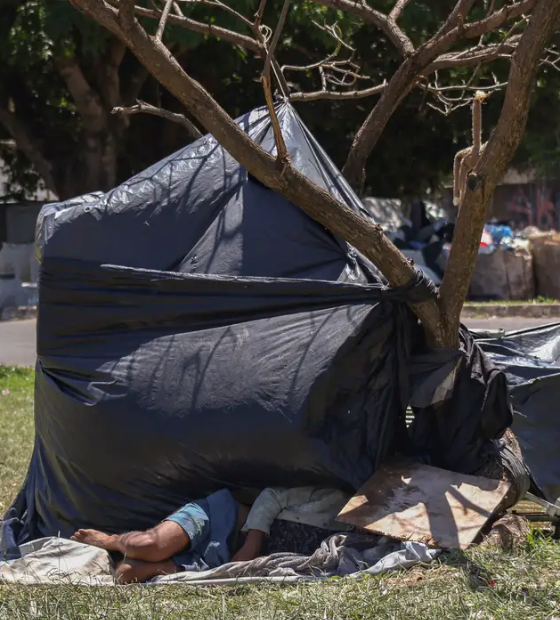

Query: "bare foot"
left=71, top=528, right=117, bottom=551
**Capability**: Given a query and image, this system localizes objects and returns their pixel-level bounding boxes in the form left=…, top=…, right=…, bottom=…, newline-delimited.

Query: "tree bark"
left=56, top=52, right=120, bottom=193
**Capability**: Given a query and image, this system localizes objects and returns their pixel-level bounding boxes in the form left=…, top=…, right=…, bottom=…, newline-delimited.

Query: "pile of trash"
left=470, top=223, right=535, bottom=301
left=365, top=200, right=558, bottom=301
left=473, top=224, right=560, bottom=301
left=362, top=198, right=453, bottom=286
left=528, top=231, right=560, bottom=299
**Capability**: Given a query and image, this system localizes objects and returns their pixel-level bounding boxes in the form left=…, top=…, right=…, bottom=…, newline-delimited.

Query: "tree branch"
left=262, top=0, right=290, bottom=163
left=67, top=0, right=446, bottom=346
left=254, top=0, right=268, bottom=29
left=290, top=82, right=386, bottom=102
left=426, top=38, right=520, bottom=72
left=156, top=0, right=174, bottom=41
left=312, top=0, right=414, bottom=56
left=107, top=2, right=261, bottom=53
left=389, top=0, right=413, bottom=21
left=435, top=0, right=477, bottom=38
left=189, top=0, right=254, bottom=29
left=459, top=0, right=537, bottom=41
left=341, top=0, right=534, bottom=194
left=281, top=19, right=382, bottom=102
left=112, top=99, right=202, bottom=139
left=439, top=0, right=560, bottom=343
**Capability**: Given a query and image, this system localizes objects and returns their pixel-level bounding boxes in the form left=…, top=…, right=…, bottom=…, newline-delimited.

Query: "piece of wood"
left=337, top=458, right=511, bottom=549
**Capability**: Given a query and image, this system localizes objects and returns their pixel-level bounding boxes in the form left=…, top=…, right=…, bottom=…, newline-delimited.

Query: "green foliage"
left=1, top=0, right=560, bottom=199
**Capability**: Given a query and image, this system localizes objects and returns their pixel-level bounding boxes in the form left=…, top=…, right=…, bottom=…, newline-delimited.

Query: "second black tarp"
left=476, top=323, right=560, bottom=503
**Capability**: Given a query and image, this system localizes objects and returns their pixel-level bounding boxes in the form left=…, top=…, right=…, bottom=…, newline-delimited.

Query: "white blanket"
left=0, top=533, right=440, bottom=586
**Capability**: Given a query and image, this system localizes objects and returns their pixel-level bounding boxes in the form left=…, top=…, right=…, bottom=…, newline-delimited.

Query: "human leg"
left=71, top=520, right=190, bottom=563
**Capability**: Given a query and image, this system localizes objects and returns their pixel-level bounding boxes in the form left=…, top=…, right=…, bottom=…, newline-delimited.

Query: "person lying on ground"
left=70, top=487, right=350, bottom=584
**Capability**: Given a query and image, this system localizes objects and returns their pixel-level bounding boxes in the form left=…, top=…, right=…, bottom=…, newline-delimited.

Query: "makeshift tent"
left=1, top=104, right=513, bottom=558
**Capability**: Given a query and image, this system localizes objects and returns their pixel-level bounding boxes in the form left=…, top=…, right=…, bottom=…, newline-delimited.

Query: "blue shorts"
left=164, top=499, right=210, bottom=569
left=163, top=489, right=238, bottom=571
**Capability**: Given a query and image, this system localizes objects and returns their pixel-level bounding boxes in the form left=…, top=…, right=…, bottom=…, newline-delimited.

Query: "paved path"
left=1, top=316, right=558, bottom=368
left=0, top=319, right=36, bottom=367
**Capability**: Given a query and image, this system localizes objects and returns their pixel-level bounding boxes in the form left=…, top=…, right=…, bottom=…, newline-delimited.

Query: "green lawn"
left=1, top=366, right=560, bottom=620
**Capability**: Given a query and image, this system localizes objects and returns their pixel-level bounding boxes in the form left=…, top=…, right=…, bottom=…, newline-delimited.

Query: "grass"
left=464, top=297, right=559, bottom=305
left=2, top=366, right=560, bottom=619
left=0, top=366, right=35, bottom=517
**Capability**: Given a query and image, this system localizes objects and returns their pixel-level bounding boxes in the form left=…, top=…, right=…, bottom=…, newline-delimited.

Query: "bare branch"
left=541, top=45, right=560, bottom=71
left=106, top=2, right=261, bottom=53
left=181, top=0, right=254, bottom=29
left=262, top=0, right=290, bottom=163
left=270, top=58, right=291, bottom=98
left=434, top=0, right=477, bottom=39
left=389, top=0, right=413, bottom=21
left=447, top=0, right=538, bottom=43
left=281, top=19, right=379, bottom=102
left=312, top=0, right=414, bottom=56
left=419, top=68, right=506, bottom=116
left=254, top=0, right=268, bottom=28
left=290, top=82, right=387, bottom=102
left=342, top=0, right=537, bottom=193
left=263, top=0, right=289, bottom=77
left=155, top=0, right=174, bottom=41
left=311, top=19, right=355, bottom=53
left=477, top=0, right=497, bottom=46
left=427, top=37, right=520, bottom=72
left=112, top=100, right=202, bottom=139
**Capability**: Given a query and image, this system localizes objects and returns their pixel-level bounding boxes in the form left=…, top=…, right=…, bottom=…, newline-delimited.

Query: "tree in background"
left=7, top=0, right=560, bottom=202
left=0, top=1, right=147, bottom=198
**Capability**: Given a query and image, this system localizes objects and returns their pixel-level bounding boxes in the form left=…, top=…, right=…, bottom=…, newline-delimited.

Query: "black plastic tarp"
left=1, top=104, right=513, bottom=558
left=409, top=326, right=513, bottom=475
left=476, top=323, right=560, bottom=503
